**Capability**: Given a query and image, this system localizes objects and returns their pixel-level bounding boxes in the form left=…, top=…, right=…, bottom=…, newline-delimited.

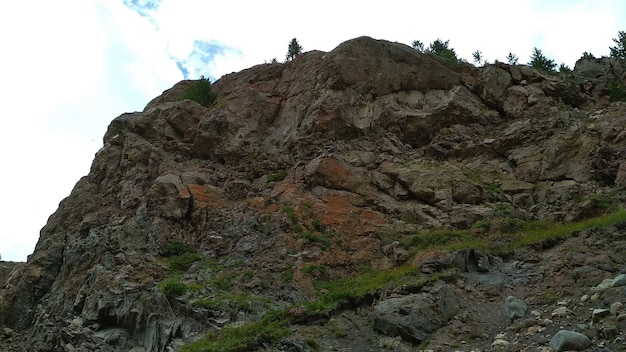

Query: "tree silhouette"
left=286, top=38, right=303, bottom=61
left=609, top=31, right=626, bottom=59
left=528, top=48, right=556, bottom=72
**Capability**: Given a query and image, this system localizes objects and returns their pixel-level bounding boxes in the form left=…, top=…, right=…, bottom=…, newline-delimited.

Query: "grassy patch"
left=181, top=263, right=456, bottom=351
left=310, top=267, right=456, bottom=315
left=180, top=209, right=626, bottom=351
left=282, top=269, right=294, bottom=284
left=311, top=219, right=322, bottom=231
left=267, top=170, right=288, bottom=182
left=160, top=277, right=187, bottom=298
left=400, top=209, right=626, bottom=254
left=284, top=206, right=298, bottom=224
left=162, top=240, right=196, bottom=257
left=210, top=272, right=238, bottom=291
left=609, top=80, right=626, bottom=101
left=169, top=253, right=202, bottom=272
left=197, top=294, right=266, bottom=314
left=301, top=263, right=328, bottom=278
left=302, top=231, right=331, bottom=250
left=181, top=309, right=291, bottom=352
left=464, top=168, right=501, bottom=194
left=590, top=194, right=612, bottom=209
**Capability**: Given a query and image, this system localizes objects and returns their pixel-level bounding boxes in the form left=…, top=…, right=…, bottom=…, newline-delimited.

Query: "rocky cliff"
left=1, top=36, right=626, bottom=351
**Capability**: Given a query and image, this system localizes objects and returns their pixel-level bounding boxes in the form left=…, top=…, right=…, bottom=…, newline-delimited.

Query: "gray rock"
left=372, top=283, right=459, bottom=343
left=552, top=306, right=573, bottom=318
left=504, top=296, right=528, bottom=320
left=612, top=273, right=626, bottom=287
left=2, top=327, right=14, bottom=338
left=611, top=301, right=624, bottom=315
left=603, top=325, right=619, bottom=340
left=592, top=308, right=610, bottom=322
left=601, top=286, right=626, bottom=305
left=549, top=330, right=592, bottom=351
left=592, top=278, right=613, bottom=292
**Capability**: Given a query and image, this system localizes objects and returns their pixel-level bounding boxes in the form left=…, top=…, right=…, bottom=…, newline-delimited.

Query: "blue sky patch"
left=122, top=0, right=162, bottom=19
left=175, top=39, right=241, bottom=80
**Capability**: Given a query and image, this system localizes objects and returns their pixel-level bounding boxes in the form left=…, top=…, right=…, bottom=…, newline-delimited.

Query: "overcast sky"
left=0, top=0, right=624, bottom=262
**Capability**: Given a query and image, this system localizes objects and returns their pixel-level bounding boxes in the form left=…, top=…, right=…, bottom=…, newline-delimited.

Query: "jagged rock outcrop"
left=1, top=36, right=626, bottom=351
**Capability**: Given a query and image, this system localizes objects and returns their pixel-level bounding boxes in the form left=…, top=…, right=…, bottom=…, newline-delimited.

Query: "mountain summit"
left=1, top=36, right=626, bottom=351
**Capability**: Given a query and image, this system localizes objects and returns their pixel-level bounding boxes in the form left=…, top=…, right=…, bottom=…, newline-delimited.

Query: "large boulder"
left=549, top=330, right=592, bottom=351
left=372, top=282, right=459, bottom=343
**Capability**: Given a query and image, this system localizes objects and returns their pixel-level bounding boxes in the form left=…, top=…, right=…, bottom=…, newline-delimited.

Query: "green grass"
left=284, top=206, right=298, bottom=224
left=401, top=209, right=626, bottom=254
left=302, top=231, right=331, bottom=250
left=169, top=253, right=202, bottom=272
left=609, top=80, right=626, bottom=102
left=181, top=263, right=456, bottom=351
left=311, top=219, right=322, bottom=231
left=197, top=294, right=266, bottom=314
left=209, top=272, right=238, bottom=291
left=267, top=170, right=288, bottom=182
left=301, top=263, right=328, bottom=278
left=162, top=240, right=196, bottom=257
left=160, top=277, right=187, bottom=298
left=181, top=209, right=626, bottom=351
left=181, top=309, right=291, bottom=352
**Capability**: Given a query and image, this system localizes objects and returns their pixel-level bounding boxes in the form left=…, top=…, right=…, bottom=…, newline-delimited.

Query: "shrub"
left=182, top=76, right=217, bottom=107
left=162, top=240, right=195, bottom=257
left=169, top=253, right=202, bottom=272
left=160, top=278, right=187, bottom=297
left=608, top=80, right=626, bottom=101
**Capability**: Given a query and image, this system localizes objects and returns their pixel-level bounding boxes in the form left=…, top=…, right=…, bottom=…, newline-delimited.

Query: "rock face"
left=1, top=36, right=626, bottom=351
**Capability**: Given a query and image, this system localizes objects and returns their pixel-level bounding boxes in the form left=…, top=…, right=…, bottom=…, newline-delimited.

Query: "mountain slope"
left=1, top=36, right=626, bottom=352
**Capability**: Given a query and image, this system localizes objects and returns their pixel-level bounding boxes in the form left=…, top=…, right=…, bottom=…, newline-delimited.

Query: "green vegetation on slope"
left=403, top=209, right=626, bottom=254
left=182, top=76, right=217, bottom=108
left=181, top=209, right=626, bottom=351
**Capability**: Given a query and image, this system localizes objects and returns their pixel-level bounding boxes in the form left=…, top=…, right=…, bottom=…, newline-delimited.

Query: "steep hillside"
left=1, top=36, right=626, bottom=352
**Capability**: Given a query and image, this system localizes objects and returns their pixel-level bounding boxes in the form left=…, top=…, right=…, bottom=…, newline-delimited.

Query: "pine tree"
left=427, top=39, right=459, bottom=65
left=472, top=50, right=483, bottom=64
left=609, top=31, right=626, bottom=59
left=411, top=40, right=424, bottom=52
left=286, top=38, right=303, bottom=61
left=528, top=48, right=556, bottom=72
left=506, top=53, right=519, bottom=65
